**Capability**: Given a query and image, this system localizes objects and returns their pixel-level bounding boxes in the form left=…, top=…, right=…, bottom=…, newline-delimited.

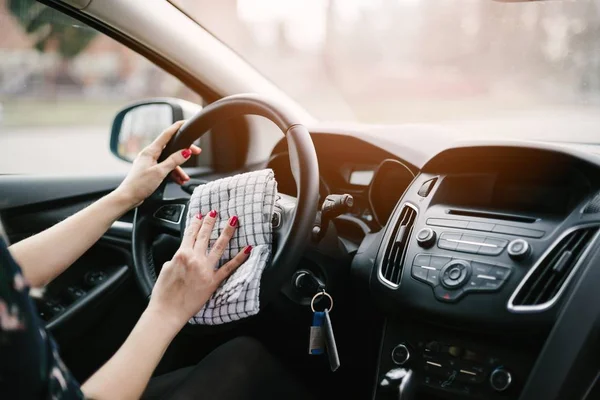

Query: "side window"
left=0, top=1, right=203, bottom=174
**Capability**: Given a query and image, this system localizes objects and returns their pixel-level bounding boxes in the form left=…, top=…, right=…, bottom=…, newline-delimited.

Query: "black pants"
left=142, top=337, right=313, bottom=400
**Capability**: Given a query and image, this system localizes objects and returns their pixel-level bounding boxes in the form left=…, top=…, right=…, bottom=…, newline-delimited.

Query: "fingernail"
left=181, top=149, right=192, bottom=158
left=229, top=216, right=238, bottom=227
left=195, top=213, right=202, bottom=220
left=209, top=210, right=217, bottom=218
left=244, top=245, right=252, bottom=255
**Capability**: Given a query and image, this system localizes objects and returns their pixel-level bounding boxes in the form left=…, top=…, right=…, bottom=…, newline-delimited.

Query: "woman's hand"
left=147, top=211, right=252, bottom=328
left=115, top=120, right=201, bottom=208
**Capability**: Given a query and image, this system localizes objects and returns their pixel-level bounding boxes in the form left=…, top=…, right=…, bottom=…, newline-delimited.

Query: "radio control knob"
left=490, top=367, right=512, bottom=392
left=391, top=344, right=410, bottom=365
left=416, top=228, right=436, bottom=248
left=507, top=239, right=530, bottom=260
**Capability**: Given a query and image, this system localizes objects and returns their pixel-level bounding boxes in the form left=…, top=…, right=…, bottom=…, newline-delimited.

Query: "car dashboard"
left=269, top=127, right=600, bottom=400
left=268, top=133, right=417, bottom=235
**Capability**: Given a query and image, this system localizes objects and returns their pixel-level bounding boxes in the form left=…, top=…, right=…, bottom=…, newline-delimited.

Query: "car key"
left=323, top=309, right=340, bottom=371
left=308, top=311, right=325, bottom=355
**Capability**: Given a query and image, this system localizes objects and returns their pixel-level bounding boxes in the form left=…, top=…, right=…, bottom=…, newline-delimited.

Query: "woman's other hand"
left=147, top=211, right=252, bottom=328
left=115, top=120, right=201, bottom=208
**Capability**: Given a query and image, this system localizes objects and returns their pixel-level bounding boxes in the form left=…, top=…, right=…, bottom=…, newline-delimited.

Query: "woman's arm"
left=81, top=211, right=251, bottom=400
left=9, top=121, right=200, bottom=287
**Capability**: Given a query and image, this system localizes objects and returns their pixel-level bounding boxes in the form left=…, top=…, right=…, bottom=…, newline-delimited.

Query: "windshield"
left=174, top=0, right=600, bottom=142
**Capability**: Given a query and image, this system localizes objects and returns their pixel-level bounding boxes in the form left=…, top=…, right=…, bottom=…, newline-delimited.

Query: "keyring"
left=310, top=290, right=333, bottom=313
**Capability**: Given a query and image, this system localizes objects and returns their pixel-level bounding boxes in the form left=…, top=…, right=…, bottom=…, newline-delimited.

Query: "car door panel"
left=0, top=174, right=133, bottom=333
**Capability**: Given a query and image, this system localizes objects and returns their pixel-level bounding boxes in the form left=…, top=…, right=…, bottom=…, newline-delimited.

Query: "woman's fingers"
left=181, top=213, right=203, bottom=249
left=169, top=145, right=201, bottom=184
left=215, top=246, right=252, bottom=282
left=194, top=210, right=218, bottom=255
left=170, top=167, right=189, bottom=184
left=208, top=216, right=239, bottom=262
left=190, top=144, right=202, bottom=155
left=157, top=148, right=194, bottom=176
left=147, top=120, right=186, bottom=157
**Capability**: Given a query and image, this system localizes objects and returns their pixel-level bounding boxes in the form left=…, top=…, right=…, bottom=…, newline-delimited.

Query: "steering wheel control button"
left=416, top=228, right=436, bottom=248
left=507, top=239, right=530, bottom=260
left=271, top=211, right=282, bottom=229
left=434, top=286, right=464, bottom=302
left=391, top=344, right=410, bottom=365
left=440, top=260, right=471, bottom=289
left=490, top=367, right=512, bottom=392
left=154, top=204, right=184, bottom=224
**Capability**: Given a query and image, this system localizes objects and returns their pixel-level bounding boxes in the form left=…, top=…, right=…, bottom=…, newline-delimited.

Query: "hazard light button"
left=434, top=286, right=464, bottom=302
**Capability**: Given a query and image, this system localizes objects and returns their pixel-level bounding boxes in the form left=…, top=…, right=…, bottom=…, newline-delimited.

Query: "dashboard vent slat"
left=380, top=204, right=417, bottom=287
left=511, top=226, right=599, bottom=310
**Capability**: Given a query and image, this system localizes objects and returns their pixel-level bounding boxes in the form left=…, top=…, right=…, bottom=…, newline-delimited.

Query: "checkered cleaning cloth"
left=186, top=169, right=277, bottom=325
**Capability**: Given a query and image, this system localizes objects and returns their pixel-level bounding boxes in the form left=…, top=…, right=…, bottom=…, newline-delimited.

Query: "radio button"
left=430, top=255, right=452, bottom=270
left=426, top=270, right=441, bottom=287
left=471, top=261, right=492, bottom=276
left=414, top=254, right=431, bottom=267
left=478, top=246, right=503, bottom=256
left=489, top=265, right=511, bottom=280
left=484, top=237, right=509, bottom=247
left=412, top=265, right=428, bottom=282
left=456, top=242, right=480, bottom=253
left=438, top=239, right=458, bottom=251
left=466, top=276, right=503, bottom=292
left=480, top=279, right=503, bottom=291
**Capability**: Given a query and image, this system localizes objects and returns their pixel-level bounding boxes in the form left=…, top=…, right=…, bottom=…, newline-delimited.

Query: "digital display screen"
left=350, top=170, right=374, bottom=186
left=434, top=173, right=578, bottom=216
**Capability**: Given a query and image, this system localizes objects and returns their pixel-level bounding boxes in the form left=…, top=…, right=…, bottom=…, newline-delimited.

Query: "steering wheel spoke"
left=147, top=198, right=188, bottom=237
left=272, top=193, right=297, bottom=253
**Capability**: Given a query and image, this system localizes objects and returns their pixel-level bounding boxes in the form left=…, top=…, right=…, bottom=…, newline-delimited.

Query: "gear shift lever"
left=379, top=368, right=417, bottom=400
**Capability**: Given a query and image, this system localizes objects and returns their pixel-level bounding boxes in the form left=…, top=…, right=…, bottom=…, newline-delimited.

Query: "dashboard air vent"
left=380, top=204, right=417, bottom=287
left=510, top=226, right=599, bottom=310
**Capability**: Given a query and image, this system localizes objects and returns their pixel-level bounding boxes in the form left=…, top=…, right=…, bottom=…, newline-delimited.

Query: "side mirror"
left=110, top=98, right=202, bottom=163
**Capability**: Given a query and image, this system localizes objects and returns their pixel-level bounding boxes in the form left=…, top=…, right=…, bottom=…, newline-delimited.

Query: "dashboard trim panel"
left=368, top=158, right=415, bottom=227
left=377, top=202, right=418, bottom=289
left=507, top=222, right=600, bottom=313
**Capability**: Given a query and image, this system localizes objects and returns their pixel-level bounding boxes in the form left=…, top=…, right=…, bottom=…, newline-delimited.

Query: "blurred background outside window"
left=1, top=0, right=600, bottom=174
left=0, top=0, right=201, bottom=174
left=177, top=0, right=600, bottom=142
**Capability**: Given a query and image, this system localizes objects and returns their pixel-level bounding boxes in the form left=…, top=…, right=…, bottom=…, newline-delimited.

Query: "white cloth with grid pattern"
left=186, top=169, right=277, bottom=325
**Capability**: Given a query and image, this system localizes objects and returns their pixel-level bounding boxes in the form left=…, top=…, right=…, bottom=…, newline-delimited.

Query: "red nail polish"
left=244, top=245, right=252, bottom=254
left=181, top=149, right=192, bottom=158
left=229, top=216, right=238, bottom=227
left=195, top=213, right=202, bottom=220
left=209, top=210, right=217, bottom=218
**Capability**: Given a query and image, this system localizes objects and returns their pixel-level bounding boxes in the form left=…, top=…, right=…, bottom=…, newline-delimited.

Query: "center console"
left=360, top=146, right=600, bottom=400
left=375, top=318, right=540, bottom=400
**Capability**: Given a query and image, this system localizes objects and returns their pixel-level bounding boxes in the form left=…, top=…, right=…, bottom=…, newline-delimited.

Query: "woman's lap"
left=142, top=337, right=313, bottom=400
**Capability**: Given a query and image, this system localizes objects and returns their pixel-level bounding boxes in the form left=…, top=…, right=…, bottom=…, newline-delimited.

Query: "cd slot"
left=447, top=209, right=537, bottom=224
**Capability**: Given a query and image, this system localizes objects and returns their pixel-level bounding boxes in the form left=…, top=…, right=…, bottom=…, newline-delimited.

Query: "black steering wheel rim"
left=131, top=93, right=319, bottom=316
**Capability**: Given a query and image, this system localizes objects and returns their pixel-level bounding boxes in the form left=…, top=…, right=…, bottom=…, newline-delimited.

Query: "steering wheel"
left=131, top=94, right=319, bottom=317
